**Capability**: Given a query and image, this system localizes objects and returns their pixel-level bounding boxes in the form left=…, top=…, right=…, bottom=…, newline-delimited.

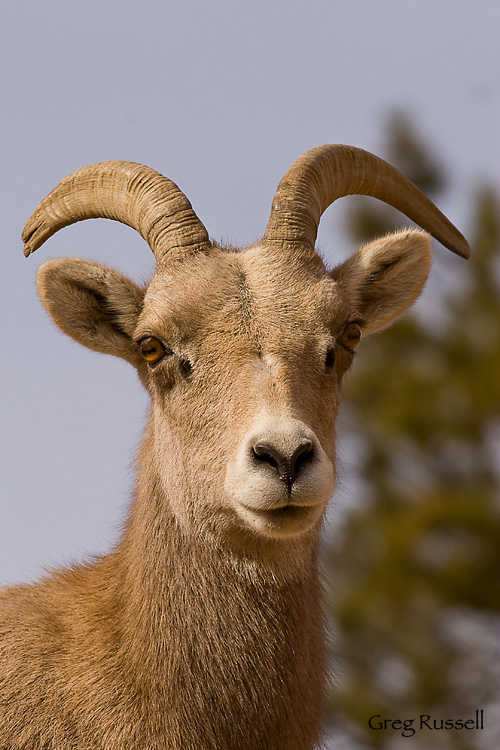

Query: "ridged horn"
left=264, top=145, right=470, bottom=259
left=22, top=161, right=211, bottom=262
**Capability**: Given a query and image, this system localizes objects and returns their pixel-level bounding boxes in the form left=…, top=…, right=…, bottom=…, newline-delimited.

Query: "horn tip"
left=449, top=235, right=471, bottom=260
left=22, top=225, right=37, bottom=257
left=22, top=218, right=46, bottom=257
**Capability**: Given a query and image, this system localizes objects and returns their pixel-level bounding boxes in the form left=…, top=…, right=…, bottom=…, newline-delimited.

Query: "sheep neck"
left=115, top=433, right=327, bottom=748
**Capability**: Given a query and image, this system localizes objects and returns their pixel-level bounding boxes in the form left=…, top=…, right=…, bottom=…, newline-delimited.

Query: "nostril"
left=252, top=443, right=290, bottom=486
left=252, top=439, right=315, bottom=489
left=253, top=443, right=280, bottom=470
left=290, top=440, right=314, bottom=478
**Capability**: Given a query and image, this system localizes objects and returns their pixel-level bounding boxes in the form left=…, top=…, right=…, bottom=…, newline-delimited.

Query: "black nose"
left=252, top=440, right=314, bottom=491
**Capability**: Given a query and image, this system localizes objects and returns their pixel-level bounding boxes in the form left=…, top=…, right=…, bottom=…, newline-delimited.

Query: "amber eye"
left=139, top=336, right=167, bottom=364
left=341, top=322, right=362, bottom=351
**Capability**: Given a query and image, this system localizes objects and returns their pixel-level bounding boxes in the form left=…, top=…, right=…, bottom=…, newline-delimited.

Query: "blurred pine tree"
left=326, top=114, right=500, bottom=749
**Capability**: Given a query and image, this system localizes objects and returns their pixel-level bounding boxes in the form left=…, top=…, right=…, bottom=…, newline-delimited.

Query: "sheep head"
left=24, top=146, right=469, bottom=552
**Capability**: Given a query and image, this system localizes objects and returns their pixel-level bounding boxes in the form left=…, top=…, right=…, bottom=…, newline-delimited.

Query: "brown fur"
left=1, top=232, right=431, bottom=748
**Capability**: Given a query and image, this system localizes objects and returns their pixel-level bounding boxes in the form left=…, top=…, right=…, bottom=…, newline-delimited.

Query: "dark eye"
left=325, top=348, right=336, bottom=369
left=178, top=358, right=192, bottom=378
left=341, top=322, right=362, bottom=352
left=139, top=336, right=167, bottom=365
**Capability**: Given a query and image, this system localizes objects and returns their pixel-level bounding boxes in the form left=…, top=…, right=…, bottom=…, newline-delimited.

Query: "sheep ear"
left=37, top=258, right=145, bottom=366
left=330, top=229, right=432, bottom=335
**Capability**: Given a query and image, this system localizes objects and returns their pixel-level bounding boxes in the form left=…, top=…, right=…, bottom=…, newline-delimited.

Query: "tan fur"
left=1, top=232, right=432, bottom=748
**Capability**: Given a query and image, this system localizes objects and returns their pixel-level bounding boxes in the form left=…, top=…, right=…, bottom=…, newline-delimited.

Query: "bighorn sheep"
left=0, top=146, right=469, bottom=748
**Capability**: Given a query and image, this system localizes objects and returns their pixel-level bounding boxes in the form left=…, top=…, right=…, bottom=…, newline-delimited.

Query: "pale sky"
left=1, top=0, right=499, bottom=583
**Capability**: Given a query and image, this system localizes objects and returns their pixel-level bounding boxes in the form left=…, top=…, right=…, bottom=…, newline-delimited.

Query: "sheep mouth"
left=262, top=503, right=313, bottom=517
left=238, top=501, right=324, bottom=537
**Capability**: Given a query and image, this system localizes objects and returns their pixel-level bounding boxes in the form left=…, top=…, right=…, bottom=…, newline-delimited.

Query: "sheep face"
left=37, top=229, right=431, bottom=548
left=139, top=247, right=339, bottom=542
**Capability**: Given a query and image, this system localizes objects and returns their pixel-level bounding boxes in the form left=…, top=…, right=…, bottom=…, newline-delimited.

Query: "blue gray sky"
left=1, top=0, right=499, bottom=583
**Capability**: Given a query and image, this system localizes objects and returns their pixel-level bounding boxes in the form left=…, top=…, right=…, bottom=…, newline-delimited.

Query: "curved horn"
left=22, top=161, right=211, bottom=262
left=264, top=145, right=470, bottom=259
